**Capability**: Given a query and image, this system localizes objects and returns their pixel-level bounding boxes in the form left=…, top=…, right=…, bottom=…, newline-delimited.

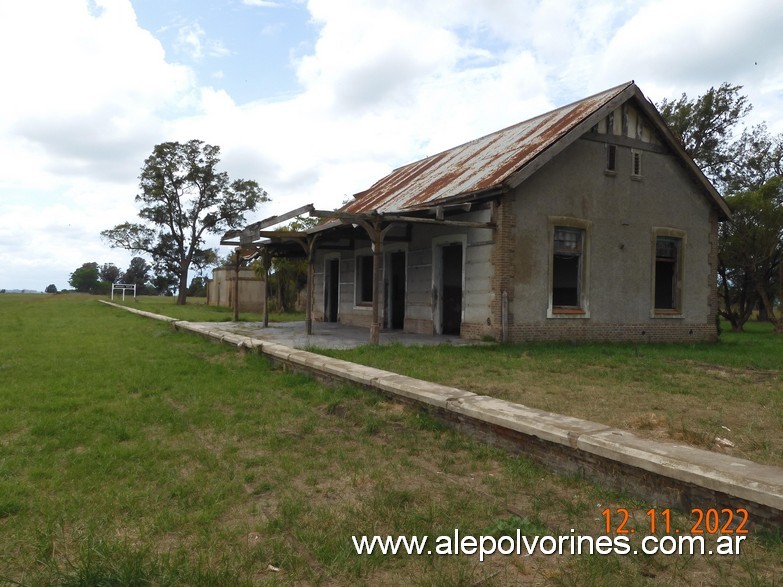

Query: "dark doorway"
left=324, top=258, right=339, bottom=322
left=441, top=244, right=463, bottom=335
left=388, top=251, right=406, bottom=330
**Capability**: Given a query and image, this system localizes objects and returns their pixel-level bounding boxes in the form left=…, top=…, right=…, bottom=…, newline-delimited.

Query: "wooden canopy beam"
left=309, top=209, right=494, bottom=230
left=256, top=230, right=310, bottom=239
left=221, top=203, right=314, bottom=245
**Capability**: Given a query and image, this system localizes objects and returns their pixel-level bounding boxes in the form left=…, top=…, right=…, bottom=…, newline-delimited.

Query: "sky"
left=1, top=0, right=782, bottom=291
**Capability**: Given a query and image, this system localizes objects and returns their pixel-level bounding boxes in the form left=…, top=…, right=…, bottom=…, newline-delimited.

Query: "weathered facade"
left=225, top=82, right=729, bottom=343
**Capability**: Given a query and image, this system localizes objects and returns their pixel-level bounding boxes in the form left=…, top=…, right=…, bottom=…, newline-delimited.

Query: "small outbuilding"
left=206, top=267, right=265, bottom=313
left=224, top=81, right=730, bottom=343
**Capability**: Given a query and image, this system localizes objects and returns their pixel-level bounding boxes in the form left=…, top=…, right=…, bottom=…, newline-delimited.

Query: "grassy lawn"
left=1, top=294, right=780, bottom=585
left=323, top=322, right=783, bottom=468
left=108, top=294, right=305, bottom=323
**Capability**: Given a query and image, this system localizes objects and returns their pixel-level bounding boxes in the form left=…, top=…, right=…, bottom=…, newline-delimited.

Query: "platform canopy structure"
left=221, top=202, right=495, bottom=344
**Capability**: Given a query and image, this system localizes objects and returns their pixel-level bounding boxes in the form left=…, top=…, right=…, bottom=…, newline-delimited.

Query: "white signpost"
left=111, top=283, right=137, bottom=301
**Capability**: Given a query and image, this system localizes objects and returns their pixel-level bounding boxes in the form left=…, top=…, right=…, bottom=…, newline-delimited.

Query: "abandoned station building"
left=224, top=82, right=730, bottom=343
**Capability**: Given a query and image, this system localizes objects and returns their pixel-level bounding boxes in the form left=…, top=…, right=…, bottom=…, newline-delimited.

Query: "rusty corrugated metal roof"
left=343, top=82, right=634, bottom=214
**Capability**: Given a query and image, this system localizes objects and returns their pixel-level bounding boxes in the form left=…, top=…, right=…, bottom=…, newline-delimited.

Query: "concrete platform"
left=196, top=319, right=475, bottom=349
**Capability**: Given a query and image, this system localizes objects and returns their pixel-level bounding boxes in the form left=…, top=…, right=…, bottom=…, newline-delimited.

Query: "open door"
left=324, top=258, right=339, bottom=322
left=388, top=251, right=406, bottom=330
left=441, top=244, right=463, bottom=335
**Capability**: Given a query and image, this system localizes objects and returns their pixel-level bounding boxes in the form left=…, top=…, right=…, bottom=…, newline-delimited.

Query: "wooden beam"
left=222, top=203, right=314, bottom=245
left=381, top=215, right=494, bottom=229
left=310, top=209, right=494, bottom=229
left=256, top=230, right=309, bottom=239
left=245, top=204, right=314, bottom=232
left=310, top=209, right=374, bottom=222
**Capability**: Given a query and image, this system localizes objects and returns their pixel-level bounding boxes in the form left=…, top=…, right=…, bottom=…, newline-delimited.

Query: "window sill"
left=548, top=307, right=590, bottom=319
left=652, top=309, right=683, bottom=319
left=631, top=175, right=643, bottom=182
left=604, top=170, right=617, bottom=177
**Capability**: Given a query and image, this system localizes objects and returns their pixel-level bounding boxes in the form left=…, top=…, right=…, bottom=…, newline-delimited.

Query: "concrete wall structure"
left=206, top=267, right=266, bottom=313
left=505, top=132, right=719, bottom=342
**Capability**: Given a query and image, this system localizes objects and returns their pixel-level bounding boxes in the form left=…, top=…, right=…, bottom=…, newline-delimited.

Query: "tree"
left=657, top=83, right=751, bottom=189
left=258, top=216, right=316, bottom=312
left=723, top=123, right=783, bottom=194
left=727, top=179, right=783, bottom=333
left=45, top=284, right=58, bottom=294
left=99, top=263, right=121, bottom=284
left=659, top=85, right=783, bottom=333
left=150, top=272, right=178, bottom=296
left=101, top=140, right=268, bottom=305
left=187, top=276, right=207, bottom=297
left=122, top=257, right=151, bottom=294
left=68, top=262, right=100, bottom=293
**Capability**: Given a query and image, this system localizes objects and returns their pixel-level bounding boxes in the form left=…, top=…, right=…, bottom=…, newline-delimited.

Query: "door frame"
left=383, top=245, right=407, bottom=330
left=432, top=235, right=466, bottom=335
left=323, top=253, right=340, bottom=322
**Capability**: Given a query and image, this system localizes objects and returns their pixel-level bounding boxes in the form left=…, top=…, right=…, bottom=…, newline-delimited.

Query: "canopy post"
left=261, top=248, right=271, bottom=328
left=293, top=234, right=320, bottom=336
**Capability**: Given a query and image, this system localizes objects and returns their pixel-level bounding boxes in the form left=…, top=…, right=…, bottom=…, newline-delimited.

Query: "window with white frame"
left=631, top=150, right=642, bottom=178
left=653, top=235, right=682, bottom=313
left=551, top=226, right=586, bottom=312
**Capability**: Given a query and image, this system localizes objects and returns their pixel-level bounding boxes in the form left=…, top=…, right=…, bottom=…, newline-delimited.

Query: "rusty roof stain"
left=343, top=82, right=634, bottom=215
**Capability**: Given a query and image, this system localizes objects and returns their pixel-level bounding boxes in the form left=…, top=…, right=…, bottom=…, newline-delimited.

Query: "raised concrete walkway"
left=101, top=301, right=783, bottom=530
left=192, top=319, right=475, bottom=349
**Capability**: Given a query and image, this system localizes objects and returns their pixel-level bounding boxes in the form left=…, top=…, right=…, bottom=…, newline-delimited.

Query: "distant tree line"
left=65, top=258, right=208, bottom=297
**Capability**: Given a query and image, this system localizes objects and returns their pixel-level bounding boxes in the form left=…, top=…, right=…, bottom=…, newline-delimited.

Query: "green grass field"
left=0, top=293, right=781, bottom=585
left=108, top=294, right=305, bottom=323
left=324, top=322, right=783, bottom=468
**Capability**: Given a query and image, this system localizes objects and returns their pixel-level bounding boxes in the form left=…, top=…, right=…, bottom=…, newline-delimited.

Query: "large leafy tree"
left=658, top=85, right=783, bottom=332
left=102, top=140, right=268, bottom=304
left=719, top=180, right=783, bottom=331
left=99, top=263, right=121, bottom=284
left=122, top=256, right=151, bottom=294
left=723, top=123, right=783, bottom=194
left=69, top=262, right=100, bottom=293
left=657, top=83, right=751, bottom=189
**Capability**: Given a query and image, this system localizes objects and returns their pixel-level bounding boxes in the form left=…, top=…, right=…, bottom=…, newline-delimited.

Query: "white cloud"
left=596, top=0, right=783, bottom=130
left=174, top=22, right=232, bottom=62
left=0, top=0, right=200, bottom=289
left=243, top=0, right=283, bottom=7
left=0, top=0, right=196, bottom=185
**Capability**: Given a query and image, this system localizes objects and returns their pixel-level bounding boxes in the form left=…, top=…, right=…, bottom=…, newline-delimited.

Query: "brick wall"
left=506, top=321, right=718, bottom=343
left=489, top=195, right=516, bottom=341
left=459, top=322, right=492, bottom=341
left=404, top=317, right=434, bottom=335
left=707, top=210, right=720, bottom=325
